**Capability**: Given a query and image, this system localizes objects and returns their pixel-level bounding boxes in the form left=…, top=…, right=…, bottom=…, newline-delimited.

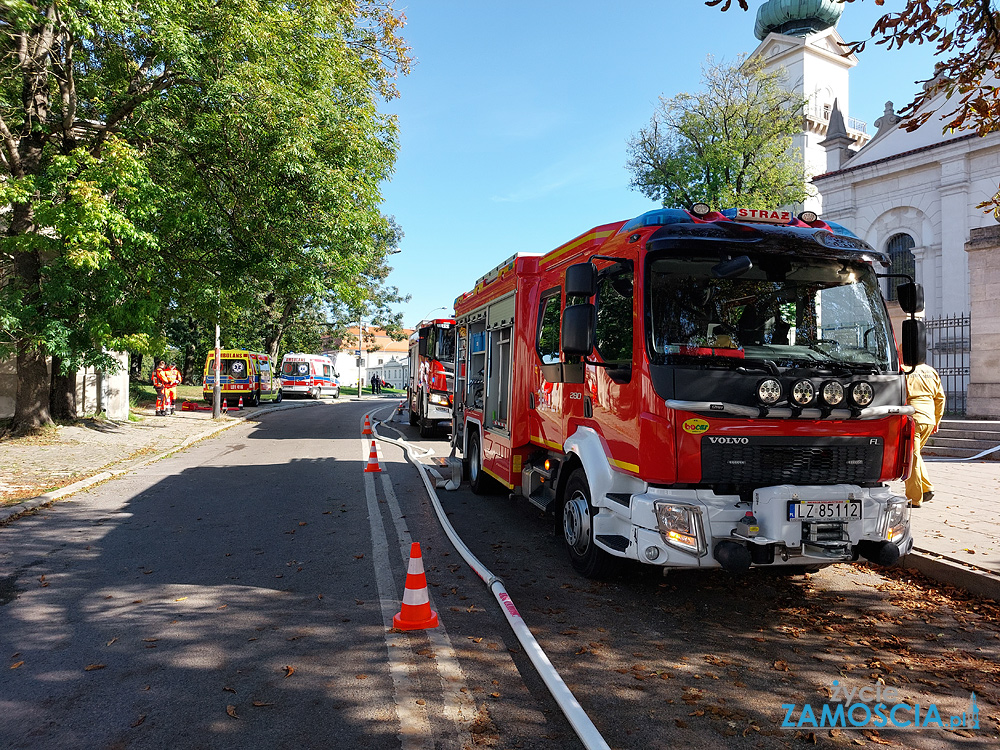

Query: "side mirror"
left=562, top=303, right=595, bottom=357
left=712, top=255, right=753, bottom=279
left=897, top=282, right=924, bottom=314
left=566, top=263, right=597, bottom=297
left=901, top=319, right=926, bottom=366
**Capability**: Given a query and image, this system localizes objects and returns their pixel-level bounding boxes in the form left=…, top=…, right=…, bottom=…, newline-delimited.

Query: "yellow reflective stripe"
left=610, top=458, right=639, bottom=473
left=483, top=466, right=514, bottom=489
left=540, top=230, right=614, bottom=267
left=530, top=435, right=563, bottom=451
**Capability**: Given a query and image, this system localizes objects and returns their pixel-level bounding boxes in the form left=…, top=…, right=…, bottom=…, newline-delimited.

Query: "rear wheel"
left=467, top=430, right=498, bottom=495
left=562, top=468, right=618, bottom=579
left=408, top=390, right=418, bottom=426
left=275, top=389, right=283, bottom=404
left=248, top=391, right=260, bottom=407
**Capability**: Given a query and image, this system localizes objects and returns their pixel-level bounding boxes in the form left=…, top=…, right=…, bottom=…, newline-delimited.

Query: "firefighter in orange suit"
left=165, top=363, right=182, bottom=415
left=152, top=360, right=170, bottom=416
left=905, top=362, right=946, bottom=507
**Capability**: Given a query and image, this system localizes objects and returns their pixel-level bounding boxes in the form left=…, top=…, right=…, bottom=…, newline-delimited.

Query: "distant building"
left=380, top=357, right=409, bottom=390
left=323, top=327, right=411, bottom=388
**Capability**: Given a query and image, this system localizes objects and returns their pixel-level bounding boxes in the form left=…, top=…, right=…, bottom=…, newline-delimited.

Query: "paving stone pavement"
left=0, top=408, right=224, bottom=502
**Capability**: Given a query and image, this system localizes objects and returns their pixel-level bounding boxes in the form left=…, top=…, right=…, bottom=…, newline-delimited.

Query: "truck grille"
left=700, top=437, right=882, bottom=486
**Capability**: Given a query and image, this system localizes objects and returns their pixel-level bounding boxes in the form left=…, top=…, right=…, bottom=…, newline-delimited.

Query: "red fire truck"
left=451, top=205, right=925, bottom=578
left=407, top=317, right=457, bottom=437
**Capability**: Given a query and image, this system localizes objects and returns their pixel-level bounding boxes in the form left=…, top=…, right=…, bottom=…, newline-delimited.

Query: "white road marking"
left=362, top=422, right=473, bottom=749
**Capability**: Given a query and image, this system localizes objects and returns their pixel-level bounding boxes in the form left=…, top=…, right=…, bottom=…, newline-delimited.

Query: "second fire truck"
left=450, top=206, right=923, bottom=577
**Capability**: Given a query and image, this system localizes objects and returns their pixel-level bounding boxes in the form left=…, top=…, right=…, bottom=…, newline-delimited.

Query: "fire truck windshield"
left=425, top=324, right=456, bottom=365
left=646, top=255, right=896, bottom=371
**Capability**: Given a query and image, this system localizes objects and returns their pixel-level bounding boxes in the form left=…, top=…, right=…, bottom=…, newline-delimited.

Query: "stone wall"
left=965, top=225, right=1000, bottom=418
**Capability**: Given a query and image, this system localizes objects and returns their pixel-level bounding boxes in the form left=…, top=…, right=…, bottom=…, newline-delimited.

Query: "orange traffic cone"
left=397, top=400, right=404, bottom=414
left=362, top=415, right=373, bottom=435
left=222, top=399, right=228, bottom=414
left=238, top=396, right=244, bottom=410
left=364, top=440, right=381, bottom=473
left=393, top=542, right=439, bottom=631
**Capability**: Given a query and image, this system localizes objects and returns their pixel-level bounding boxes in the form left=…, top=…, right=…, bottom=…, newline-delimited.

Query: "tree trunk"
left=50, top=355, right=78, bottom=420
left=130, top=354, right=145, bottom=382
left=14, top=344, right=52, bottom=430
left=183, top=317, right=198, bottom=383
left=11, top=241, right=53, bottom=431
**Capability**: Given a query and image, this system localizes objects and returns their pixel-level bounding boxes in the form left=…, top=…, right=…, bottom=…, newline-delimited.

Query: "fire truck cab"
left=408, top=318, right=457, bottom=437
left=452, top=206, right=924, bottom=578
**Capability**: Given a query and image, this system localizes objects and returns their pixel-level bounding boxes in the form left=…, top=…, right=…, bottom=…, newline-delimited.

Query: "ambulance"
left=203, top=349, right=281, bottom=406
left=279, top=353, right=341, bottom=399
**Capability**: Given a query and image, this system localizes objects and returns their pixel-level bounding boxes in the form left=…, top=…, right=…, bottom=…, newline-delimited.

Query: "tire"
left=408, top=390, right=418, bottom=426
left=275, top=389, right=283, bottom=404
left=248, top=391, right=260, bottom=407
left=333, top=386, right=340, bottom=399
left=561, top=468, right=619, bottom=579
left=467, top=430, right=498, bottom=495
left=418, top=395, right=434, bottom=438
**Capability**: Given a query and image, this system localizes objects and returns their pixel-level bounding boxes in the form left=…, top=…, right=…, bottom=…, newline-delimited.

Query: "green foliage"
left=0, top=0, right=411, bottom=427
left=626, top=56, right=808, bottom=210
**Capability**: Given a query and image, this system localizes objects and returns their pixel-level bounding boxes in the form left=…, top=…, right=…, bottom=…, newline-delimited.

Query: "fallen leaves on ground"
left=226, top=705, right=238, bottom=719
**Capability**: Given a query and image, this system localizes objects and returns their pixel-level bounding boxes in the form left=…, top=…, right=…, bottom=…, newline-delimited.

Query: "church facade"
left=749, top=0, right=1000, bottom=416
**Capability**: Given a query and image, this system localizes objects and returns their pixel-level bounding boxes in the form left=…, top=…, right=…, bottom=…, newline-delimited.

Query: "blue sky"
left=380, top=1, right=938, bottom=328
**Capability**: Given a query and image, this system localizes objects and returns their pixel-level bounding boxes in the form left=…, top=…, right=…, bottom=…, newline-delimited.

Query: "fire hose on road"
left=369, top=407, right=613, bottom=750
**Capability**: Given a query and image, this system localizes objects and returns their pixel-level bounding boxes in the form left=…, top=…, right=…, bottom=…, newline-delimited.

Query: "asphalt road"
left=1, top=399, right=998, bottom=749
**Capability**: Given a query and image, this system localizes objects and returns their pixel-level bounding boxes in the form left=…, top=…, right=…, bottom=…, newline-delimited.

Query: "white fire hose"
left=370, top=408, right=612, bottom=750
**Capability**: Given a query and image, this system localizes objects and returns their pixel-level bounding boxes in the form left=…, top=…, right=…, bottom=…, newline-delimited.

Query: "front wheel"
left=275, top=389, right=282, bottom=404
left=561, top=469, right=619, bottom=579
left=332, top=386, right=340, bottom=399
left=418, top=395, right=434, bottom=438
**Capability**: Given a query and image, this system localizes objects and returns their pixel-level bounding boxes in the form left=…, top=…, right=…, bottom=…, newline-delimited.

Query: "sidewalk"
left=0, top=401, right=289, bottom=523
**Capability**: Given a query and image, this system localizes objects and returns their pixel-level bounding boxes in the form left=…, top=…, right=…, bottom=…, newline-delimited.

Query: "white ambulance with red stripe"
left=279, top=353, right=341, bottom=399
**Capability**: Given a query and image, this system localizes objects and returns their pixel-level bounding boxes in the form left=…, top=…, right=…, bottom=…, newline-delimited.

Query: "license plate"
left=788, top=500, right=862, bottom=521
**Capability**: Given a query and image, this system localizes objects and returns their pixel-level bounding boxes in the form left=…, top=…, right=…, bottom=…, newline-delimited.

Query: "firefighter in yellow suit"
left=905, top=362, right=946, bottom=507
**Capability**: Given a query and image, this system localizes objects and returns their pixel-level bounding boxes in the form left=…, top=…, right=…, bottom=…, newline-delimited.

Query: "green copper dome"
left=754, top=0, right=845, bottom=40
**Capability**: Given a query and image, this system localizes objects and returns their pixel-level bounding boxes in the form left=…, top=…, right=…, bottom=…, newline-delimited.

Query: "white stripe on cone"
left=407, top=556, right=425, bottom=576
left=402, top=587, right=430, bottom=606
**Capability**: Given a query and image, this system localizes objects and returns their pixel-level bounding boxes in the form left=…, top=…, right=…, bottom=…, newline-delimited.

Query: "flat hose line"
left=367, top=407, right=613, bottom=750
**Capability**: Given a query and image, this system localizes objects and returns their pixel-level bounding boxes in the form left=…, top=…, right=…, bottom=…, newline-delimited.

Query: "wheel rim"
left=563, top=490, right=591, bottom=554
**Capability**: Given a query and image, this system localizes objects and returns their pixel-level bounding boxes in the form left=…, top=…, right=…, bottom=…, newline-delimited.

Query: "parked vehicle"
left=407, top=317, right=456, bottom=437
left=450, top=205, right=925, bottom=577
left=279, top=353, right=340, bottom=399
left=203, top=349, right=281, bottom=406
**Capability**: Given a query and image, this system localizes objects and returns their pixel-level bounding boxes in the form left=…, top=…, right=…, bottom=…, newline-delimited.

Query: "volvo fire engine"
left=451, top=205, right=924, bottom=578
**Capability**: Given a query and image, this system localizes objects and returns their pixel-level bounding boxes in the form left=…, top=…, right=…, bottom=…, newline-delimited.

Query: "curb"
left=900, top=550, right=1000, bottom=601
left=0, top=399, right=328, bottom=526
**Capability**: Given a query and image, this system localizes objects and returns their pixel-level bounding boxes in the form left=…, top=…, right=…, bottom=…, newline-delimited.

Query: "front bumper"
left=600, top=484, right=912, bottom=570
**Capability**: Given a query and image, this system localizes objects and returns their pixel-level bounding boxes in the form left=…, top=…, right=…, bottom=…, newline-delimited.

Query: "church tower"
left=748, top=0, right=870, bottom=212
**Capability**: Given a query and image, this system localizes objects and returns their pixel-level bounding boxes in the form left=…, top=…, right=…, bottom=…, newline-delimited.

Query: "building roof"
left=328, top=327, right=412, bottom=354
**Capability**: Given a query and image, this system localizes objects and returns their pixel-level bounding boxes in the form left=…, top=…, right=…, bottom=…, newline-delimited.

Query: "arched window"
left=884, top=233, right=915, bottom=301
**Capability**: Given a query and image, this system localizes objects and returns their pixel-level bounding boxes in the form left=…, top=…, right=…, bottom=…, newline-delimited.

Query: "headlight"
left=757, top=378, right=782, bottom=405
left=880, top=498, right=910, bottom=543
left=850, top=381, right=874, bottom=408
left=428, top=393, right=450, bottom=406
left=654, top=502, right=707, bottom=557
left=791, top=379, right=815, bottom=406
left=821, top=380, right=845, bottom=406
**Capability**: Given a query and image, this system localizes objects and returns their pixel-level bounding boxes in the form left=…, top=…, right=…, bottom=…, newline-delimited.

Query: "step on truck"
left=451, top=205, right=925, bottom=577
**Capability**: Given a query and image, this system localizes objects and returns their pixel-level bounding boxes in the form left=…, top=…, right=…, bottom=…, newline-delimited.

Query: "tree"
left=0, top=1, right=410, bottom=431
left=626, top=56, right=808, bottom=209
left=707, top=0, right=1000, bottom=215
